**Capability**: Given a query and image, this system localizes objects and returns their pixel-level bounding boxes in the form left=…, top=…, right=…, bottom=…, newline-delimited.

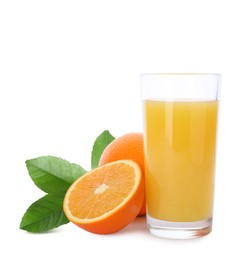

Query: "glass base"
left=147, top=215, right=212, bottom=239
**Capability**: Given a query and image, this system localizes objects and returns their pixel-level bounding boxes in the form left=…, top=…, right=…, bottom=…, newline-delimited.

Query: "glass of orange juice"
left=141, top=73, right=221, bottom=239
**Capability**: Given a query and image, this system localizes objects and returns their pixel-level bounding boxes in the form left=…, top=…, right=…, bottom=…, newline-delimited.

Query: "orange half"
left=63, top=160, right=144, bottom=234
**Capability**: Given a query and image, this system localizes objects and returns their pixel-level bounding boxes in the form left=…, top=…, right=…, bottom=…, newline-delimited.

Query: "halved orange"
left=63, top=160, right=144, bottom=234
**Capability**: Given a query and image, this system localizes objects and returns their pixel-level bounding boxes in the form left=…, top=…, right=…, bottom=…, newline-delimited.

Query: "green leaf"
left=26, top=156, right=86, bottom=194
left=20, top=194, right=69, bottom=233
left=91, top=130, right=115, bottom=169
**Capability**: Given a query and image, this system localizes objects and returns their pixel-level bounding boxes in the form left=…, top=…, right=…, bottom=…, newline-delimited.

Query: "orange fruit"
left=63, top=160, right=144, bottom=234
left=99, top=132, right=146, bottom=216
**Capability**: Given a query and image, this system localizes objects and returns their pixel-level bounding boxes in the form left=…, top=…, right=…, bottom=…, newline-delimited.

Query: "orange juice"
left=143, top=100, right=218, bottom=222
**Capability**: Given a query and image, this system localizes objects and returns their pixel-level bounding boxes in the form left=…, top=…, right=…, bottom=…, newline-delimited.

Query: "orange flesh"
left=68, top=163, right=135, bottom=219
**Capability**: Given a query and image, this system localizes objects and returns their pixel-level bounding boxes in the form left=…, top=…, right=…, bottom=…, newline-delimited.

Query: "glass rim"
left=141, top=73, right=221, bottom=77
left=141, top=73, right=221, bottom=101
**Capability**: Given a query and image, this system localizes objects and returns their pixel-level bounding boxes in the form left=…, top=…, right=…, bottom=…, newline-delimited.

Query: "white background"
left=1, top=0, right=246, bottom=259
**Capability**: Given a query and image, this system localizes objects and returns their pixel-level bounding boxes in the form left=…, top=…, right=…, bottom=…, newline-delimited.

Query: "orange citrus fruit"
left=99, top=132, right=146, bottom=216
left=63, top=160, right=144, bottom=234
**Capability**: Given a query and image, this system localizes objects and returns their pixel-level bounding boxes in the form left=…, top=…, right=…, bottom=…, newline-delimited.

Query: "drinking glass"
left=141, top=73, right=221, bottom=239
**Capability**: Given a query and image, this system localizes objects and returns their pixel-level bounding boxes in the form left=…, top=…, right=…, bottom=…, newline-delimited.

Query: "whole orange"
left=99, top=132, right=146, bottom=216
